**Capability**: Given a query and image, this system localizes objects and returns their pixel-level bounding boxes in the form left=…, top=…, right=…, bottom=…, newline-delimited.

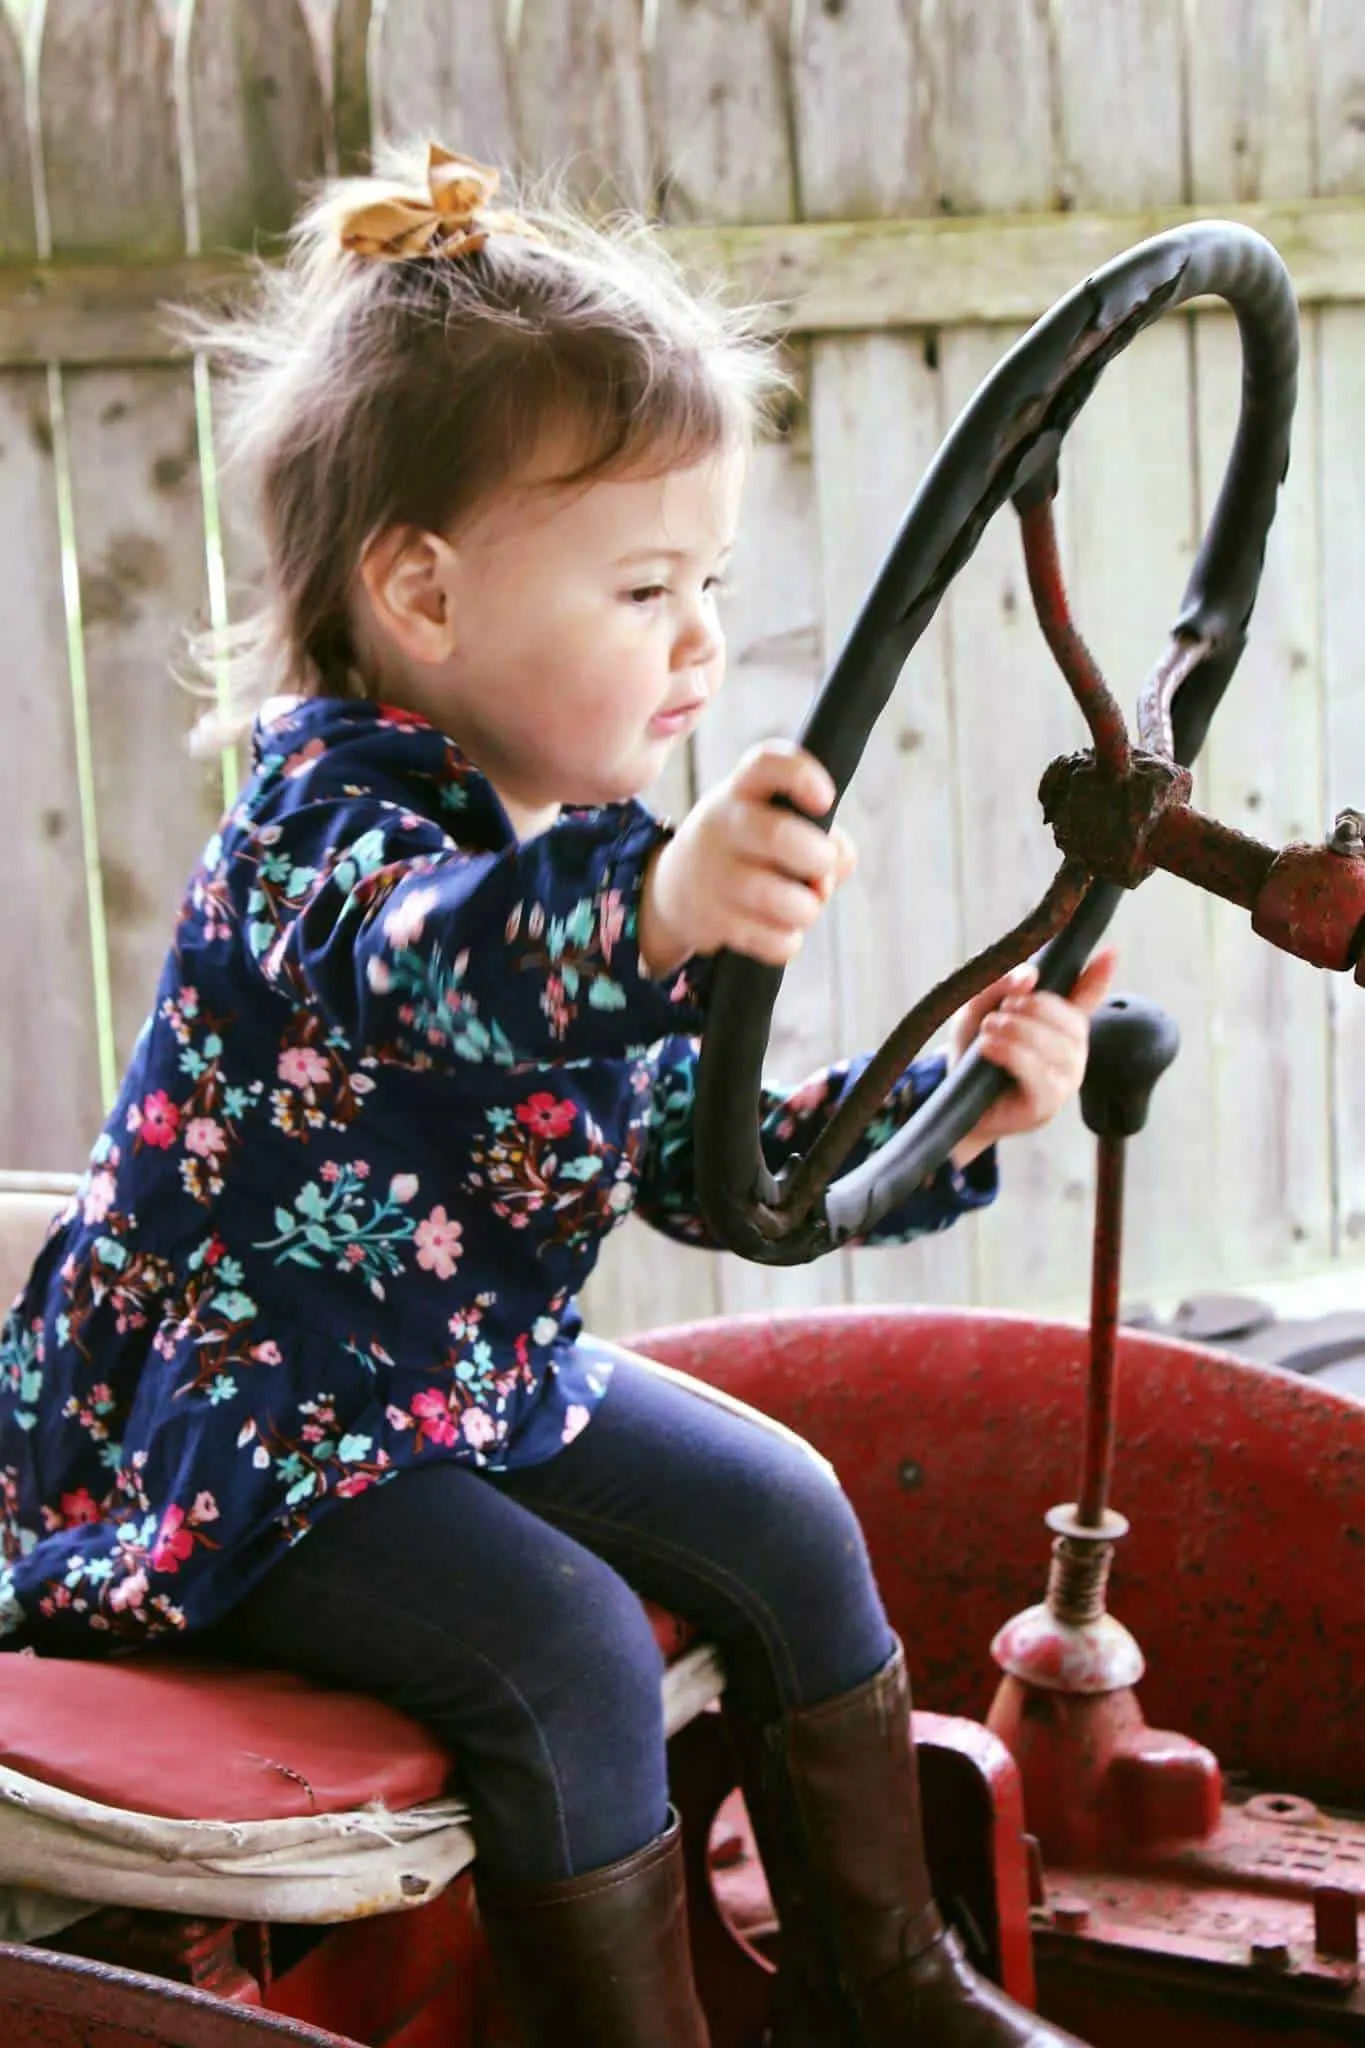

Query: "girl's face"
left=360, top=437, right=745, bottom=839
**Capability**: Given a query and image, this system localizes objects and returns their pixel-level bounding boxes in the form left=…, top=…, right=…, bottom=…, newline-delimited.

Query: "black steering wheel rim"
left=694, top=220, right=1299, bottom=1264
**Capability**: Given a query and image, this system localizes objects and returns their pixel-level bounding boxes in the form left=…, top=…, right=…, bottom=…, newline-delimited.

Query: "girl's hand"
left=639, top=742, right=857, bottom=977
left=947, top=947, right=1119, bottom=1169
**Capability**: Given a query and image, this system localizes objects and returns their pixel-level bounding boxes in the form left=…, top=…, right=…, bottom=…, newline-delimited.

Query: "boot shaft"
left=476, top=1811, right=710, bottom=2048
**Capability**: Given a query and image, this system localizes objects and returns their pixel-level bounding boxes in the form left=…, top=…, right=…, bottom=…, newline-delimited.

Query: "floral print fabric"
left=0, top=697, right=995, bottom=1648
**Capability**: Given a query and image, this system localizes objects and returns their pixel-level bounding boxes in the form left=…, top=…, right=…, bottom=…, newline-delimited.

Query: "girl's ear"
left=358, top=525, right=460, bottom=665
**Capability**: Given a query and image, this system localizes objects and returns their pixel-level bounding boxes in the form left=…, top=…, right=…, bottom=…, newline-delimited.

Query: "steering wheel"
left=693, top=221, right=1299, bottom=1264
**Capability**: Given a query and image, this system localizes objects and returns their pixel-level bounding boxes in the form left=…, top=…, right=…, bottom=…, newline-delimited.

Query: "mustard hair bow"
left=338, top=143, right=543, bottom=263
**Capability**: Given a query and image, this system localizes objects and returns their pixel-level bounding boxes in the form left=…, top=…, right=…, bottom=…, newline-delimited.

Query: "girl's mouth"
left=650, top=700, right=705, bottom=736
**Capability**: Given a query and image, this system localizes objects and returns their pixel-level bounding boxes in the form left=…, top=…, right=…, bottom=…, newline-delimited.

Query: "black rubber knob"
left=1080, top=995, right=1181, bottom=1139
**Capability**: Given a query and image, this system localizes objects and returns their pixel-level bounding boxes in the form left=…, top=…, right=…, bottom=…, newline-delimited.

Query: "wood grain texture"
left=1042, top=0, right=1222, bottom=1309
left=1316, top=2, right=1365, bottom=1266
left=12, top=199, right=1365, bottom=368
left=925, top=0, right=1054, bottom=216
left=0, top=371, right=106, bottom=1166
left=1187, top=0, right=1313, bottom=204
left=790, top=0, right=927, bottom=224
left=0, top=7, right=104, bottom=1164
left=808, top=331, right=979, bottom=1308
left=0, top=0, right=1358, bottom=1327
left=508, top=0, right=651, bottom=207
left=1189, top=6, right=1331, bottom=1286
left=922, top=0, right=1082, bottom=1310
left=0, top=2, right=34, bottom=258
left=330, top=0, right=373, bottom=172
left=38, top=0, right=183, bottom=259
left=39, top=0, right=220, bottom=1071
left=937, top=323, right=1100, bottom=1314
left=369, top=0, right=515, bottom=169
left=182, top=0, right=328, bottom=253
left=590, top=0, right=804, bottom=1338
left=691, top=386, right=846, bottom=1316
left=651, top=0, right=795, bottom=226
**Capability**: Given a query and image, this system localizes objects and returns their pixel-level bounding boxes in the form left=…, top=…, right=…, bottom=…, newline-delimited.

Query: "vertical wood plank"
left=938, top=322, right=1100, bottom=1312
left=182, top=0, right=328, bottom=251
left=369, top=0, right=515, bottom=168
left=1188, top=2, right=1331, bottom=1286
left=1317, top=0, right=1365, bottom=197
left=40, top=0, right=183, bottom=257
left=920, top=4, right=1074, bottom=1310
left=794, top=0, right=985, bottom=1310
left=650, top=0, right=795, bottom=225
left=789, top=0, right=927, bottom=222
left=0, top=9, right=103, bottom=1166
left=924, top=0, right=1054, bottom=214
left=1187, top=0, right=1313, bottom=202
left=1051, top=0, right=1187, bottom=215
left=588, top=0, right=808, bottom=1335
left=184, top=0, right=330, bottom=795
left=509, top=0, right=652, bottom=208
left=1046, top=0, right=1215, bottom=1308
left=1317, top=1, right=1365, bottom=1265
left=693, top=380, right=845, bottom=1319
left=39, top=0, right=221, bottom=1070
left=0, top=3, right=34, bottom=257
left=646, top=0, right=840, bottom=1321
left=331, top=0, right=372, bottom=172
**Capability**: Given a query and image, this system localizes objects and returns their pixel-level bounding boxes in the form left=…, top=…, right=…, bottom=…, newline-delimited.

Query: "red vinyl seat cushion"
left=0, top=1602, right=693, bottom=1823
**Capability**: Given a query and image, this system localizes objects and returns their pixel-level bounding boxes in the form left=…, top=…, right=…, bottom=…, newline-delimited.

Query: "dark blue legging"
left=203, top=1349, right=894, bottom=1885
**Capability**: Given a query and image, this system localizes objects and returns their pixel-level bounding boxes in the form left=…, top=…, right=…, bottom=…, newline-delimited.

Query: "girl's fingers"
left=729, top=919, right=807, bottom=966
left=732, top=868, right=827, bottom=932
left=979, top=1008, right=1084, bottom=1070
left=732, top=742, right=835, bottom=819
left=955, top=963, right=1038, bottom=1045
left=829, top=825, right=858, bottom=879
left=736, top=805, right=840, bottom=885
left=1067, top=947, right=1120, bottom=1016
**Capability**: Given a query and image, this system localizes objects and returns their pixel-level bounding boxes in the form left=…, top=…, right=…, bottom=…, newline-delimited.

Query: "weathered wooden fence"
left=0, top=0, right=1363, bottom=1340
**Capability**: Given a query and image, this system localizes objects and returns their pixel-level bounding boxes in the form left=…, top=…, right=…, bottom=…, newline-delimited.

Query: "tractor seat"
left=0, top=1619, right=724, bottom=1939
left=0, top=1175, right=732, bottom=1940
left=0, top=1603, right=700, bottom=1826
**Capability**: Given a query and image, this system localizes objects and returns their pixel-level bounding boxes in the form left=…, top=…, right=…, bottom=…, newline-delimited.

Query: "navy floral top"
left=0, top=697, right=996, bottom=1648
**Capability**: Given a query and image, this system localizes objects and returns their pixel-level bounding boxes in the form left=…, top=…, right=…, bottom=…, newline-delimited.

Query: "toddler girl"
left=0, top=144, right=1110, bottom=2045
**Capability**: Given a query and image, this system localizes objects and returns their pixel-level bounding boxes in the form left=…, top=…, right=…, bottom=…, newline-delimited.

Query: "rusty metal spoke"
left=766, top=861, right=1092, bottom=1236
left=1019, top=496, right=1133, bottom=780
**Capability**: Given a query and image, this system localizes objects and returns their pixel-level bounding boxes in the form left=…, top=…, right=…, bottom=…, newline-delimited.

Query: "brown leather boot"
left=474, top=1808, right=710, bottom=2047
left=726, top=1643, right=1090, bottom=2046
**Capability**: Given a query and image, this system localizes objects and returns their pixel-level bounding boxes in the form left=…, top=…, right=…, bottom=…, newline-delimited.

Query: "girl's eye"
left=628, top=584, right=667, bottom=605
left=704, top=574, right=728, bottom=596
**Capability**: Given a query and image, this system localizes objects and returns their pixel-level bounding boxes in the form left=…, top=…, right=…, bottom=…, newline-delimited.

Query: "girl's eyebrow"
left=613, top=541, right=735, bottom=566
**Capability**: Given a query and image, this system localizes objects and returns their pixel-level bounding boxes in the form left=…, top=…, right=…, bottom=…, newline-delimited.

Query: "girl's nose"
left=674, top=605, right=721, bottom=671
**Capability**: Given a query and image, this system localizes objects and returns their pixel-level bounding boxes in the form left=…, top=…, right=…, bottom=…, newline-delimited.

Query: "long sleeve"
left=236, top=795, right=706, bottom=1070
left=635, top=1039, right=998, bottom=1249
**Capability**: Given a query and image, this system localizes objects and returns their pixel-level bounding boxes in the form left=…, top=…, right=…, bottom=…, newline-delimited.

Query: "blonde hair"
left=183, top=142, right=784, bottom=751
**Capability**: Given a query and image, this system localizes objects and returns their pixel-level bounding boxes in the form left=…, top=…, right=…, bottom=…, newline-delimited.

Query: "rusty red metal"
left=0, top=1938, right=354, bottom=2045
left=1134, top=632, right=1214, bottom=758
left=986, top=1679, right=1222, bottom=1866
left=1079, top=1132, right=1125, bottom=1530
left=1035, top=1791, right=1365, bottom=2013
left=1250, top=840, right=1365, bottom=971
left=916, top=1709, right=1039, bottom=2011
left=641, top=1308, right=1365, bottom=2040
left=1020, top=497, right=1133, bottom=779
left=639, top=1309, right=1365, bottom=1798
left=11, top=1306, right=1365, bottom=2043
left=1144, top=802, right=1277, bottom=911
left=1022, top=507, right=1365, bottom=982
left=989, top=1534, right=1144, bottom=1698
left=700, top=1708, right=1040, bottom=2019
